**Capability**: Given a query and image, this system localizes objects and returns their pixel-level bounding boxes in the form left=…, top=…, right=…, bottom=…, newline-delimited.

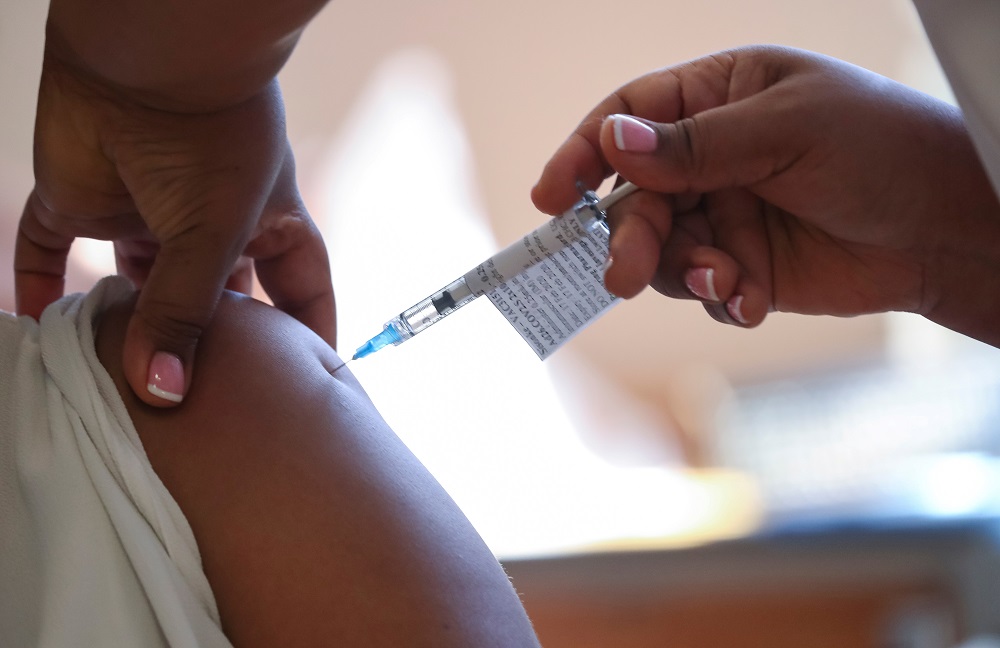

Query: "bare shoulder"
left=95, top=292, right=539, bottom=648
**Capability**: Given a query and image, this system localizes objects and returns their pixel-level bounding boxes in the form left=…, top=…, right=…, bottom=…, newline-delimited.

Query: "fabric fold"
left=1, top=277, right=231, bottom=648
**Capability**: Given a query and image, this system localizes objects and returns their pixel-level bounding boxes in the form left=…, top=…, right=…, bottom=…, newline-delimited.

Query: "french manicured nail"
left=612, top=114, right=658, bottom=153
left=727, top=295, right=749, bottom=325
left=685, top=267, right=718, bottom=302
left=147, top=351, right=184, bottom=403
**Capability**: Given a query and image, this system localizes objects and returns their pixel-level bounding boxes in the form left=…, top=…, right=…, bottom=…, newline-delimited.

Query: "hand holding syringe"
left=353, top=181, right=639, bottom=360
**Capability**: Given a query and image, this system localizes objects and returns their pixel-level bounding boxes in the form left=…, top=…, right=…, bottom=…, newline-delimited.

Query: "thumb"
left=599, top=101, right=803, bottom=195
left=122, top=226, right=242, bottom=407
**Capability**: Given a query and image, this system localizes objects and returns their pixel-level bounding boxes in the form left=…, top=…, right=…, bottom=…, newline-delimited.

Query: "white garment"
left=0, top=277, right=231, bottom=648
left=913, top=0, right=1000, bottom=197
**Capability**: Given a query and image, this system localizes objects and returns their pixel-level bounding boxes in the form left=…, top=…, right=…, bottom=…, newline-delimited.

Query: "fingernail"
left=602, top=255, right=614, bottom=277
left=147, top=351, right=184, bottom=403
left=727, top=295, right=749, bottom=325
left=612, top=114, right=658, bottom=153
left=685, top=267, right=718, bottom=302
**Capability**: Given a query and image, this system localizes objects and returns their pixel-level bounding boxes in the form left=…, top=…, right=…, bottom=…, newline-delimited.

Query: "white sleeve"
left=913, top=0, right=1000, bottom=198
left=0, top=277, right=232, bottom=648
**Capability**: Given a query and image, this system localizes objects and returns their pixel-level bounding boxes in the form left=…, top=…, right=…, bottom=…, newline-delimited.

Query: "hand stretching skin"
left=15, top=0, right=334, bottom=407
left=532, top=46, right=1000, bottom=347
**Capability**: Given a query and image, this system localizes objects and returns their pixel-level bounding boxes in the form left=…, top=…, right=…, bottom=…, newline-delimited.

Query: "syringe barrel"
left=395, top=276, right=476, bottom=337
left=391, top=195, right=605, bottom=341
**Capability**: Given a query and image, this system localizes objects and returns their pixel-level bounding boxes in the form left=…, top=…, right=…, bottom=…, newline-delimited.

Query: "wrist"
left=44, top=0, right=323, bottom=112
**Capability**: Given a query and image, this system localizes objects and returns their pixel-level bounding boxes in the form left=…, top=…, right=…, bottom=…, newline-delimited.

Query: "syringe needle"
left=329, top=358, right=353, bottom=376
left=353, top=322, right=404, bottom=360
left=595, top=181, right=640, bottom=212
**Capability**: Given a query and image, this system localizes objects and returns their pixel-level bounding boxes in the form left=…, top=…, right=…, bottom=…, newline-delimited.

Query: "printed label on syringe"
left=481, top=210, right=620, bottom=359
left=464, top=205, right=595, bottom=293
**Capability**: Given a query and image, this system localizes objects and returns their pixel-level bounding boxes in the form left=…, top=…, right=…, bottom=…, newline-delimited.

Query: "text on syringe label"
left=477, top=208, right=620, bottom=359
left=464, top=205, right=593, bottom=291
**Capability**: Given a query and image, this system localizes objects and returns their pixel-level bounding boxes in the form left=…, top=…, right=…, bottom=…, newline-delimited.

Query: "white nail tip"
left=705, top=268, right=719, bottom=302
left=727, top=295, right=748, bottom=325
left=147, top=383, right=183, bottom=403
left=613, top=116, right=626, bottom=150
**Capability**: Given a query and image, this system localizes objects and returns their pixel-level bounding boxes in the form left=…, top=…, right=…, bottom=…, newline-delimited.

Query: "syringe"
left=352, top=181, right=640, bottom=360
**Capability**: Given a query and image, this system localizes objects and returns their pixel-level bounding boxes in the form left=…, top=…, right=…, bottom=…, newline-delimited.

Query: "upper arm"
left=95, top=292, right=539, bottom=647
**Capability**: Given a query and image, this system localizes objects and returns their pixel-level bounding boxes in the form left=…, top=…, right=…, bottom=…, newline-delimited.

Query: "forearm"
left=45, top=0, right=329, bottom=111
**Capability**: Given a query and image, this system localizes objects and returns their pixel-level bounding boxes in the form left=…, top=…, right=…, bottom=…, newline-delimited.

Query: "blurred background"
left=3, top=1, right=1000, bottom=646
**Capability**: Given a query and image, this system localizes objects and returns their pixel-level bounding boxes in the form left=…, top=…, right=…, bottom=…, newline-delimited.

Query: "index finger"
left=252, top=213, right=336, bottom=349
left=248, top=155, right=336, bottom=348
left=14, top=191, right=74, bottom=319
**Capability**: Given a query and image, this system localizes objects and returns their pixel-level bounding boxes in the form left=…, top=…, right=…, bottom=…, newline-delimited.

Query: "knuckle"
left=135, top=303, right=208, bottom=354
left=670, top=117, right=703, bottom=178
left=247, top=209, right=320, bottom=261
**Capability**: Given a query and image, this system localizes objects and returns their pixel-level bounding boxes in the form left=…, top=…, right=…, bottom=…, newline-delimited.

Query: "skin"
left=17, top=0, right=337, bottom=408
left=532, top=46, right=1000, bottom=348
left=95, top=291, right=542, bottom=648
